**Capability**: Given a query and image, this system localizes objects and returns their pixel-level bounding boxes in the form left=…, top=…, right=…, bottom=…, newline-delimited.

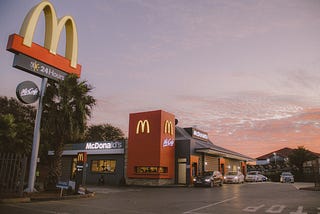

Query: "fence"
left=0, top=153, right=27, bottom=197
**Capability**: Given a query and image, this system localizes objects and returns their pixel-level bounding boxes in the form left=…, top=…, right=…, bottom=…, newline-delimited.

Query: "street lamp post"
left=273, top=152, right=277, bottom=166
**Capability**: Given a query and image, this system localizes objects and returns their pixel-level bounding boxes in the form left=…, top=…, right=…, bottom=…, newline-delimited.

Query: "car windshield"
left=282, top=172, right=292, bottom=176
left=248, top=172, right=257, bottom=175
left=203, top=171, right=213, bottom=176
left=227, top=172, right=237, bottom=176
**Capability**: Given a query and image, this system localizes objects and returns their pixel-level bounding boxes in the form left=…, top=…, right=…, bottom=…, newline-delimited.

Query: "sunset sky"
left=1, top=0, right=320, bottom=158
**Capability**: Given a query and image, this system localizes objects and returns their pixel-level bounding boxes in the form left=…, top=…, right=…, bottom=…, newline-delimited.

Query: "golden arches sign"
left=136, top=120, right=150, bottom=134
left=77, top=152, right=87, bottom=163
left=164, top=120, right=174, bottom=135
left=19, top=1, right=78, bottom=68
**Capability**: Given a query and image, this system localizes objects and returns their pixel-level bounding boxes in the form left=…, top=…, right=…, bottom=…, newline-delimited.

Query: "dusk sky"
left=1, top=0, right=320, bottom=158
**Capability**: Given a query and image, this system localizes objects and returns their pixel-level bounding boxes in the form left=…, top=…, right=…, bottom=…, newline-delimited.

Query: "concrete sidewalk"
left=0, top=189, right=95, bottom=204
left=292, top=182, right=317, bottom=190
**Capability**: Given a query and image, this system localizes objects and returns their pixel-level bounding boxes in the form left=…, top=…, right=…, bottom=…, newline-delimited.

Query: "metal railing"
left=0, top=153, right=27, bottom=197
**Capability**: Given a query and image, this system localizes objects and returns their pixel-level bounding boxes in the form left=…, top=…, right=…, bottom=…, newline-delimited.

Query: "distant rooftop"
left=256, top=147, right=320, bottom=160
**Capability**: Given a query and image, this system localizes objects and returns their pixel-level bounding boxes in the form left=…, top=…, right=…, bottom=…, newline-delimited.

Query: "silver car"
left=224, top=171, right=245, bottom=184
left=280, top=172, right=294, bottom=183
left=245, top=171, right=264, bottom=182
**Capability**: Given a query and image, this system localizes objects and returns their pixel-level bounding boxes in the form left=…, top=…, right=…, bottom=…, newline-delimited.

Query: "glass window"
left=91, top=160, right=116, bottom=173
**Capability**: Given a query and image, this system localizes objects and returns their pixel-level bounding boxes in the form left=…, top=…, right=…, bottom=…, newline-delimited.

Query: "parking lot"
left=1, top=182, right=319, bottom=214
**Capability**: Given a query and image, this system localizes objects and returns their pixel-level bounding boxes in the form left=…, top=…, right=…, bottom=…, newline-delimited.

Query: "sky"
left=1, top=0, right=320, bottom=158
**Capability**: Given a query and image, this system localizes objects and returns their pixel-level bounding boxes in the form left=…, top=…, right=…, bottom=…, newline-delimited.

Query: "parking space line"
left=243, top=204, right=265, bottom=212
left=183, top=197, right=237, bottom=214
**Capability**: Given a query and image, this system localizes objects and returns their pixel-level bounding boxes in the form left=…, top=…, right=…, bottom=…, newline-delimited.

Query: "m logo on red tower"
left=164, top=120, right=174, bottom=135
left=136, top=120, right=150, bottom=134
left=7, top=1, right=81, bottom=78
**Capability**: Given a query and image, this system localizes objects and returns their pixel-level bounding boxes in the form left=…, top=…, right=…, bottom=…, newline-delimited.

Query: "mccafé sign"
left=16, top=81, right=39, bottom=104
left=7, top=1, right=81, bottom=79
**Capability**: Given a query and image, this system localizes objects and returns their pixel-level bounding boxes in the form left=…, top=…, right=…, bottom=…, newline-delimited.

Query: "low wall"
left=126, top=178, right=174, bottom=186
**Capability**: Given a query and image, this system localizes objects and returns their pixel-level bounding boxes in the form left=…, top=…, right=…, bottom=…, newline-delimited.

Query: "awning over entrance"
left=175, top=126, right=254, bottom=162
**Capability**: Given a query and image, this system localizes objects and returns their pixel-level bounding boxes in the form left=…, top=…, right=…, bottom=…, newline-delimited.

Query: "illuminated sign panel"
left=77, top=152, right=87, bottom=163
left=16, top=80, right=39, bottom=104
left=6, top=1, right=81, bottom=77
left=192, top=129, right=209, bottom=141
left=13, top=54, right=67, bottom=81
left=136, top=120, right=150, bottom=134
left=162, top=138, right=174, bottom=147
left=85, top=142, right=123, bottom=150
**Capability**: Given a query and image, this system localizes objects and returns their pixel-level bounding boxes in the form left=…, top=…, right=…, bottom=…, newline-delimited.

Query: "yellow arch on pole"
left=19, top=1, right=78, bottom=68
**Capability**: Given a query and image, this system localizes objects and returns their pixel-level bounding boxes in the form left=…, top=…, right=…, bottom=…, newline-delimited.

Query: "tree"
left=0, top=96, right=35, bottom=154
left=0, top=114, right=17, bottom=148
left=85, top=124, right=125, bottom=142
left=42, top=75, right=96, bottom=184
left=289, top=146, right=318, bottom=177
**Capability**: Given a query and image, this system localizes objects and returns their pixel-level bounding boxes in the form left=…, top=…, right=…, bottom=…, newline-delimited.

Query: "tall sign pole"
left=27, top=77, right=47, bottom=192
left=7, top=1, right=81, bottom=192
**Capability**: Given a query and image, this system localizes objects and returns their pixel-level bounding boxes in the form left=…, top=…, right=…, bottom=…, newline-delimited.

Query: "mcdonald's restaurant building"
left=55, top=110, right=253, bottom=186
left=126, top=110, right=253, bottom=186
left=49, top=141, right=125, bottom=186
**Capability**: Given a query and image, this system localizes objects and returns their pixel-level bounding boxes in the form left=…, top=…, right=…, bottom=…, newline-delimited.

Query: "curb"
left=0, top=192, right=95, bottom=204
left=0, top=197, right=31, bottom=204
left=299, top=187, right=320, bottom=191
left=30, top=192, right=95, bottom=202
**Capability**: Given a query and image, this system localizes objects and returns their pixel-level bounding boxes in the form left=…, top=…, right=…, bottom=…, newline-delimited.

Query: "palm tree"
left=42, top=75, right=96, bottom=185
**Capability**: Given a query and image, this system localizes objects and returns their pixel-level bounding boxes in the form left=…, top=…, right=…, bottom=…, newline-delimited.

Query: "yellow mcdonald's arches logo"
left=136, top=120, right=150, bottom=134
left=77, top=153, right=84, bottom=162
left=19, top=1, right=78, bottom=68
left=164, top=120, right=174, bottom=135
left=77, top=152, right=86, bottom=162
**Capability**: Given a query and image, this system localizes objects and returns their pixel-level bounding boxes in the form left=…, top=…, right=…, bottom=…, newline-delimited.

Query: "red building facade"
left=126, top=110, right=176, bottom=185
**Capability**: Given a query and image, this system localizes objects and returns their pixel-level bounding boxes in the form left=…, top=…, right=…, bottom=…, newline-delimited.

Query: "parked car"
left=245, top=171, right=264, bottom=182
left=193, top=171, right=223, bottom=187
left=280, top=172, right=294, bottom=183
left=224, top=171, right=244, bottom=184
left=261, top=175, right=268, bottom=182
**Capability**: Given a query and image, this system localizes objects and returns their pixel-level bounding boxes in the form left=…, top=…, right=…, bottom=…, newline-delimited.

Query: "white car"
left=280, top=172, right=294, bottom=183
left=224, top=171, right=245, bottom=184
left=245, top=171, right=264, bottom=182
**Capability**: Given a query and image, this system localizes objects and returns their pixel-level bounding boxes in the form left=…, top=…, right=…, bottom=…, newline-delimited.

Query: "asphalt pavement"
left=0, top=182, right=319, bottom=214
